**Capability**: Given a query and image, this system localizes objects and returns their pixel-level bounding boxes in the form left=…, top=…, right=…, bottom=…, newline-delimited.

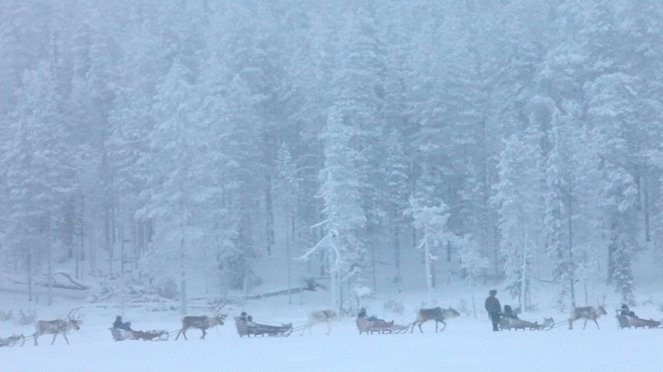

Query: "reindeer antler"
left=210, top=300, right=228, bottom=315
left=67, top=307, right=83, bottom=319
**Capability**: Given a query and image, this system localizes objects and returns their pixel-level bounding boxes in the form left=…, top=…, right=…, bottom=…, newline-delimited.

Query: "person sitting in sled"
left=503, top=305, right=519, bottom=320
left=620, top=304, right=636, bottom=318
left=113, top=315, right=132, bottom=331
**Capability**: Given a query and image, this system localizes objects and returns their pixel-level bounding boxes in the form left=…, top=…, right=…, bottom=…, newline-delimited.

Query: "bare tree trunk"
left=370, top=239, right=377, bottom=293
left=120, top=221, right=125, bottom=277
left=286, top=215, right=294, bottom=305
left=25, top=238, right=33, bottom=302
left=179, top=184, right=188, bottom=315
left=392, top=222, right=401, bottom=280
left=642, top=169, right=651, bottom=242
left=105, top=205, right=113, bottom=279
left=46, top=214, right=53, bottom=306
left=424, top=239, right=433, bottom=305
left=567, top=193, right=576, bottom=308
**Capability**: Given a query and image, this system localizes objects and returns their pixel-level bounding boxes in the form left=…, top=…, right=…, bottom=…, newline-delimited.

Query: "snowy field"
left=3, top=299, right=663, bottom=372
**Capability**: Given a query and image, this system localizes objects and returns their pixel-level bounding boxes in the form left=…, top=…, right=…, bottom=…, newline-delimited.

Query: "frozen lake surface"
left=3, top=308, right=663, bottom=372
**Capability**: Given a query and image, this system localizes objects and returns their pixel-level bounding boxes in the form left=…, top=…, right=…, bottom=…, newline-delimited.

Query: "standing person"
left=485, top=289, right=501, bottom=331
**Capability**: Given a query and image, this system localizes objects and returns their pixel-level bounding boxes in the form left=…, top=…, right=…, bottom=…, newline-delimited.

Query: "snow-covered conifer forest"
left=1, top=0, right=663, bottom=317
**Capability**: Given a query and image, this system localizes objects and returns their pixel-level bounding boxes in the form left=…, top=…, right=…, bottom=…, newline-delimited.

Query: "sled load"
left=109, top=328, right=169, bottom=341
left=499, top=317, right=554, bottom=331
left=615, top=312, right=661, bottom=329
left=0, top=334, right=25, bottom=347
left=356, top=317, right=409, bottom=334
left=234, top=314, right=293, bottom=337
left=355, top=308, right=409, bottom=334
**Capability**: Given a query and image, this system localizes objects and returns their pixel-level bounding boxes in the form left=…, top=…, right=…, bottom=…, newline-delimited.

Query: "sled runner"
left=499, top=317, right=554, bottom=331
left=356, top=317, right=409, bottom=334
left=234, top=317, right=293, bottom=337
left=109, top=328, right=169, bottom=341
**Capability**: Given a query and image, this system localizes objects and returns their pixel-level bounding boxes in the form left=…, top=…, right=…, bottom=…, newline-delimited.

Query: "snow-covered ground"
left=3, top=314, right=663, bottom=372
left=3, top=289, right=663, bottom=372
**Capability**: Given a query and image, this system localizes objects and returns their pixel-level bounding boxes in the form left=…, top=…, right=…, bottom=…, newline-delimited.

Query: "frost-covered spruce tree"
left=303, top=108, right=367, bottom=311
left=142, top=59, right=207, bottom=314
left=330, top=5, right=385, bottom=293
left=272, top=143, right=299, bottom=304
left=407, top=167, right=457, bottom=305
left=493, top=125, right=544, bottom=311
left=5, top=61, right=73, bottom=303
left=543, top=111, right=577, bottom=308
left=586, top=74, right=639, bottom=304
left=457, top=236, right=489, bottom=318
left=384, top=129, right=410, bottom=282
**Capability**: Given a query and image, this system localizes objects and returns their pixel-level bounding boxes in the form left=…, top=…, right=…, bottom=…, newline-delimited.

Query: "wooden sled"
left=499, top=317, right=554, bottom=331
left=109, top=328, right=169, bottom=341
left=0, top=334, right=25, bottom=347
left=356, top=317, right=409, bottom=334
left=234, top=317, right=293, bottom=337
left=615, top=313, right=661, bottom=329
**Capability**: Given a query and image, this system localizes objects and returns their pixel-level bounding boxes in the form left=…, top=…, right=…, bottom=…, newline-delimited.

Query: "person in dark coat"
left=503, top=305, right=519, bottom=320
left=113, top=315, right=132, bottom=331
left=620, top=304, right=636, bottom=317
left=485, top=289, right=501, bottom=331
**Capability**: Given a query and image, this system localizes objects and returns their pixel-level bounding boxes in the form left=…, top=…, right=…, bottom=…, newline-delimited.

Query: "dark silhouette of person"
left=620, top=304, right=636, bottom=317
left=485, top=289, right=501, bottom=331
left=358, top=308, right=367, bottom=318
left=503, top=305, right=519, bottom=320
left=113, top=315, right=132, bottom=331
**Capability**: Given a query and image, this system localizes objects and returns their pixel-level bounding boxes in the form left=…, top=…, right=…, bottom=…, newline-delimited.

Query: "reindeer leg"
left=51, top=333, right=58, bottom=345
left=583, top=319, right=588, bottom=329
left=440, top=320, right=447, bottom=331
left=63, top=333, right=70, bottom=345
left=418, top=321, right=424, bottom=333
left=175, top=330, right=182, bottom=340
left=593, top=319, right=600, bottom=329
left=326, top=320, right=331, bottom=335
left=201, top=328, right=207, bottom=340
left=435, top=320, right=439, bottom=333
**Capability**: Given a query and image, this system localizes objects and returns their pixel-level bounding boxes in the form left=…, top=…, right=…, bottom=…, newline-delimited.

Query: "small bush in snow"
left=458, top=299, right=471, bottom=316
left=158, top=278, right=178, bottom=299
left=384, top=299, right=404, bottom=315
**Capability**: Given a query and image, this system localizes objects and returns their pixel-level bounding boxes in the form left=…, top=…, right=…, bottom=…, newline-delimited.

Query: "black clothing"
left=503, top=305, right=519, bottom=320
left=485, top=296, right=501, bottom=313
left=368, top=315, right=385, bottom=323
left=620, top=306, right=636, bottom=317
left=113, top=317, right=132, bottom=331
left=485, top=294, right=502, bottom=331
left=489, top=311, right=501, bottom=331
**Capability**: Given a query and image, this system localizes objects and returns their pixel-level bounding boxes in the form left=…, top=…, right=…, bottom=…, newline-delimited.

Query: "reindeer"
left=33, top=309, right=82, bottom=345
left=568, top=305, right=607, bottom=330
left=411, top=307, right=460, bottom=333
left=302, top=310, right=339, bottom=335
left=175, top=314, right=227, bottom=340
